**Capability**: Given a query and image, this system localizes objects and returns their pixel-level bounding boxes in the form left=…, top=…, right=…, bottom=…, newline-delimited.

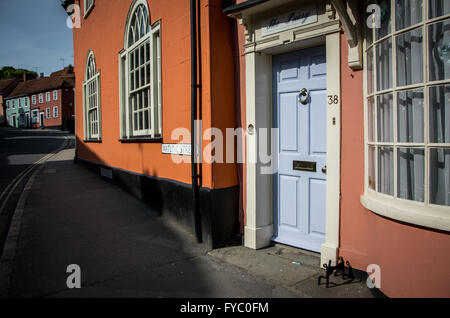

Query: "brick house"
left=0, top=77, right=19, bottom=126
left=6, top=69, right=75, bottom=130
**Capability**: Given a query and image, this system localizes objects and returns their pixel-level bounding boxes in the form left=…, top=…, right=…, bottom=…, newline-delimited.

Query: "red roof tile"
left=6, top=76, right=72, bottom=99
left=0, top=78, right=19, bottom=95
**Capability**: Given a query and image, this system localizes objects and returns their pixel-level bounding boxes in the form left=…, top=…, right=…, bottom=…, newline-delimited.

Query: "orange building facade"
left=73, top=0, right=450, bottom=297
left=73, top=0, right=240, bottom=248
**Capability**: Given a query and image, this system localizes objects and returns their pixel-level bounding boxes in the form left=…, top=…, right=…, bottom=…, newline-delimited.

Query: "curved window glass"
left=365, top=0, right=450, bottom=207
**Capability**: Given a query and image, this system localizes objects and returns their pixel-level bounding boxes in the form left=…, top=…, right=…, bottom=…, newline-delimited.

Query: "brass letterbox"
left=293, top=160, right=316, bottom=172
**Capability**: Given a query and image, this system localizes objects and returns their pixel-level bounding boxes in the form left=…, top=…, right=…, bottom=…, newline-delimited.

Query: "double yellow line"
left=0, top=136, right=70, bottom=217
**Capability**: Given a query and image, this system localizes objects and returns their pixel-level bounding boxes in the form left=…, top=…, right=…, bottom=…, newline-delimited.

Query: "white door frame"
left=40, top=111, right=45, bottom=127
left=244, top=31, right=341, bottom=267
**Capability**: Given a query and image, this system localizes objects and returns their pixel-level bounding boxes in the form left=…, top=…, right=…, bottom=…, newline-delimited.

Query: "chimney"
left=23, top=72, right=26, bottom=82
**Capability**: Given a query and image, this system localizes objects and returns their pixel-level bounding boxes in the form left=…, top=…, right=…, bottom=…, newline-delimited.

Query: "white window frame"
left=46, top=92, right=51, bottom=102
left=32, top=95, right=36, bottom=105
left=82, top=50, right=101, bottom=140
left=84, top=0, right=94, bottom=18
left=18, top=99, right=21, bottom=107
left=53, top=106, right=58, bottom=118
left=53, top=90, right=58, bottom=100
left=38, top=93, right=43, bottom=104
left=119, top=0, right=161, bottom=140
left=362, top=0, right=450, bottom=231
left=46, top=107, right=51, bottom=119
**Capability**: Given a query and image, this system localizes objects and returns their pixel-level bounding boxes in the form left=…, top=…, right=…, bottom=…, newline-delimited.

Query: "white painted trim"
left=122, top=0, right=149, bottom=49
left=243, top=32, right=342, bottom=268
left=320, top=32, right=341, bottom=267
left=361, top=192, right=450, bottom=232
left=83, top=0, right=94, bottom=19
left=244, top=51, right=274, bottom=250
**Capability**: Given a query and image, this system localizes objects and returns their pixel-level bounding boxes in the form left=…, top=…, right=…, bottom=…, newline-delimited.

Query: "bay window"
left=363, top=0, right=450, bottom=229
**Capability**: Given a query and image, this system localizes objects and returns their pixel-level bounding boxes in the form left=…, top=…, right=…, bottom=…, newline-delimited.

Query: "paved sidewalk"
left=0, top=146, right=375, bottom=298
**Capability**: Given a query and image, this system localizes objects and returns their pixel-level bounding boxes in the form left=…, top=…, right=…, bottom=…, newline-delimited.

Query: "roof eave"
left=223, top=0, right=270, bottom=17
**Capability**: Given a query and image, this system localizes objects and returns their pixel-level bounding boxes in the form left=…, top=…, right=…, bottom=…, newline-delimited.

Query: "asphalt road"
left=0, top=127, right=72, bottom=257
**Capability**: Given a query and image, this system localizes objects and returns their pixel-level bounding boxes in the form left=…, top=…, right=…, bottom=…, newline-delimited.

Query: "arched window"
left=83, top=51, right=101, bottom=140
left=119, top=0, right=161, bottom=139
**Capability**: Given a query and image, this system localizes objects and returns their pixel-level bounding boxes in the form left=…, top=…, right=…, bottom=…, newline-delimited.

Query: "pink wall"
left=339, top=32, right=450, bottom=297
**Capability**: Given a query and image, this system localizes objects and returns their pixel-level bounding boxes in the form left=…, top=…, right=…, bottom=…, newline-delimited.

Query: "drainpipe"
left=191, top=0, right=202, bottom=243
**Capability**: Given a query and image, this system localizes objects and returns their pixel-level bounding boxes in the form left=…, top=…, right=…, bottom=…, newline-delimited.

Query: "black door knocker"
left=298, top=88, right=309, bottom=105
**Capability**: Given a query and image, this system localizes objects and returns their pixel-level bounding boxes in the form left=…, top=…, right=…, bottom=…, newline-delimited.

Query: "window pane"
left=130, top=71, right=135, bottom=90
left=133, top=94, right=137, bottom=111
left=130, top=53, right=134, bottom=70
left=135, top=71, right=139, bottom=89
left=144, top=110, right=149, bottom=129
left=429, top=0, right=450, bottom=18
left=134, top=112, right=138, bottom=130
left=140, top=66, right=145, bottom=87
left=376, top=38, right=392, bottom=91
left=428, top=19, right=450, bottom=81
left=134, top=50, right=139, bottom=69
left=365, top=11, right=374, bottom=46
left=397, top=148, right=424, bottom=202
left=377, top=93, right=393, bottom=142
left=140, top=45, right=145, bottom=66
left=397, top=89, right=424, bottom=142
left=395, top=0, right=422, bottom=30
left=146, top=63, right=150, bottom=85
left=145, top=41, right=150, bottom=61
left=378, top=147, right=394, bottom=195
left=143, top=90, right=148, bottom=108
left=429, top=85, right=450, bottom=143
left=396, top=28, right=423, bottom=86
left=429, top=148, right=450, bottom=206
left=139, top=111, right=143, bottom=130
left=376, top=0, right=392, bottom=40
left=368, top=145, right=376, bottom=190
left=368, top=97, right=376, bottom=142
left=367, top=47, right=375, bottom=95
left=136, top=92, right=141, bottom=110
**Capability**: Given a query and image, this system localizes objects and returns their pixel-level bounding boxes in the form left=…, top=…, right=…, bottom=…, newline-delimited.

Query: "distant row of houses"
left=0, top=66, right=75, bottom=131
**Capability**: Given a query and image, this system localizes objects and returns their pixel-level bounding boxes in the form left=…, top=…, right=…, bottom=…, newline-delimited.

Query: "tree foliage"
left=0, top=66, right=38, bottom=81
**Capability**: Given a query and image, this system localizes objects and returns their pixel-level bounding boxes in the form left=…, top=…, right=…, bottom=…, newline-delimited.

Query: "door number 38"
left=328, top=95, right=339, bottom=105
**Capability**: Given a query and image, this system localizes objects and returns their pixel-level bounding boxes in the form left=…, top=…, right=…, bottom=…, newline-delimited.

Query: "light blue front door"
left=273, top=46, right=327, bottom=252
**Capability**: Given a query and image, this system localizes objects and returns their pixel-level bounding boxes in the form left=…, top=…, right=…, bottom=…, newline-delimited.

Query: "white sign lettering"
left=162, top=143, right=191, bottom=156
left=261, top=6, right=318, bottom=37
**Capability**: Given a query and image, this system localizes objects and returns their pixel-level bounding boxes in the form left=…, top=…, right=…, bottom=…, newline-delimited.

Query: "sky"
left=0, top=0, right=74, bottom=76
